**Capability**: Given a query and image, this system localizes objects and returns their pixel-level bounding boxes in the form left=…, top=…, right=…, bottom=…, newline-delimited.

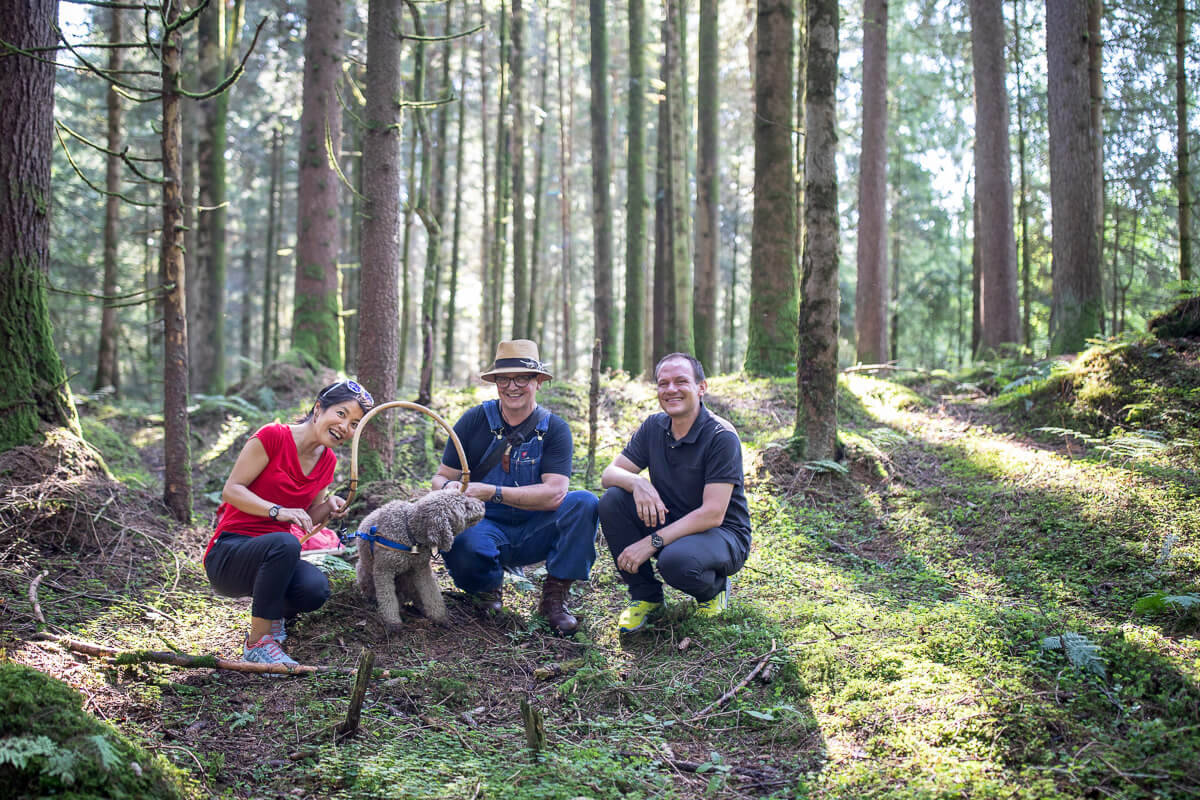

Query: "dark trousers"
left=598, top=486, right=747, bottom=604
left=204, top=531, right=330, bottom=621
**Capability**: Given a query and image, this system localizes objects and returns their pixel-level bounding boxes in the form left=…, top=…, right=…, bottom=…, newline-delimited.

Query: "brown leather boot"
left=538, top=576, right=578, bottom=635
left=471, top=585, right=504, bottom=614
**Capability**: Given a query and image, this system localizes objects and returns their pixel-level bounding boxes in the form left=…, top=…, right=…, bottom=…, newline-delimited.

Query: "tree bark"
left=510, top=0, right=529, bottom=338
left=357, top=0, right=404, bottom=475
left=262, top=127, right=282, bottom=369
left=746, top=0, right=796, bottom=376
left=1177, top=0, right=1192, bottom=285
left=693, top=0, right=720, bottom=371
left=654, top=29, right=671, bottom=364
left=797, top=0, right=839, bottom=459
left=293, top=0, right=346, bottom=369
left=624, top=0, right=647, bottom=376
left=0, top=0, right=81, bottom=450
left=1014, top=0, right=1033, bottom=348
left=161, top=0, right=193, bottom=521
left=556, top=8, right=576, bottom=378
left=94, top=7, right=124, bottom=395
left=855, top=0, right=888, bottom=365
left=445, top=3, right=470, bottom=384
left=666, top=0, right=693, bottom=355
left=970, top=0, right=1021, bottom=353
left=588, top=0, right=617, bottom=369
left=1046, top=0, right=1102, bottom=354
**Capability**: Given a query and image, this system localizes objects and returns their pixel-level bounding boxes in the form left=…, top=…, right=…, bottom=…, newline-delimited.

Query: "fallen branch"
left=29, top=570, right=49, bottom=624
left=691, top=639, right=777, bottom=720
left=33, top=632, right=353, bottom=676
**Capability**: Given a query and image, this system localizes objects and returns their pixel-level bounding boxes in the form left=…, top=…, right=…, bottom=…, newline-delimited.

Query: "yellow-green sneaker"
left=694, top=583, right=730, bottom=618
left=617, top=600, right=664, bottom=633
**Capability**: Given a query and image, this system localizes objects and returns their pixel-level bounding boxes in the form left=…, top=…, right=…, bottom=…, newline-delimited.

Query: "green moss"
left=0, top=664, right=194, bottom=799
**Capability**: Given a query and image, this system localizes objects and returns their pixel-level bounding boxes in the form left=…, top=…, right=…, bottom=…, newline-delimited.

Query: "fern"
left=188, top=393, right=262, bottom=417
left=1035, top=426, right=1102, bottom=446
left=803, top=459, right=849, bottom=475
left=85, top=734, right=120, bottom=772
left=1040, top=632, right=1107, bottom=678
left=1133, top=591, right=1200, bottom=615
left=0, top=735, right=80, bottom=784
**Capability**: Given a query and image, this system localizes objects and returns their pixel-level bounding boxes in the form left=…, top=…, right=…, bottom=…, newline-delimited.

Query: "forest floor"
left=2, top=335, right=1200, bottom=799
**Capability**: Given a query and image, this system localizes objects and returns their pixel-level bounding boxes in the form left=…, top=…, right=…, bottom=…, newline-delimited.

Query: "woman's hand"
left=327, top=495, right=349, bottom=519
left=278, top=507, right=313, bottom=532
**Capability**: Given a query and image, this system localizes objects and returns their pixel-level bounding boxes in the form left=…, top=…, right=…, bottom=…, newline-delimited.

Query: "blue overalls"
left=442, top=401, right=599, bottom=595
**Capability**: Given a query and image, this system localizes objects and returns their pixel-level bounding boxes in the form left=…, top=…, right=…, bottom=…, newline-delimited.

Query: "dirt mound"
left=0, top=427, right=171, bottom=552
left=1149, top=295, right=1200, bottom=340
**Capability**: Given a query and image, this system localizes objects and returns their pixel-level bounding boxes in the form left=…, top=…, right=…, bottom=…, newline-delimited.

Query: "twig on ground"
left=29, top=569, right=49, bottom=624
left=33, top=632, right=353, bottom=676
left=691, top=640, right=777, bottom=720
left=333, top=648, right=375, bottom=739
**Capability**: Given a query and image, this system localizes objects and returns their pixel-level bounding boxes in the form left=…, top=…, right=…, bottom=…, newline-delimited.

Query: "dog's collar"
left=350, top=526, right=435, bottom=555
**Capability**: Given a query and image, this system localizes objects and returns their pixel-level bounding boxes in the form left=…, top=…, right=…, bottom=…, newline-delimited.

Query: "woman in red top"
left=204, top=380, right=373, bottom=666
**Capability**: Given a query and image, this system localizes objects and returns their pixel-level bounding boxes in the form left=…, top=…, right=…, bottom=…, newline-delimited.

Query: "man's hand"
left=632, top=477, right=668, bottom=528
left=616, top=537, right=658, bottom=574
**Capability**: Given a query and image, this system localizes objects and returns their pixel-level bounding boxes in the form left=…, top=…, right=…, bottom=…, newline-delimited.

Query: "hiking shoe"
left=695, top=580, right=730, bottom=618
left=243, top=635, right=299, bottom=667
left=270, top=618, right=287, bottom=644
left=617, top=600, right=664, bottom=634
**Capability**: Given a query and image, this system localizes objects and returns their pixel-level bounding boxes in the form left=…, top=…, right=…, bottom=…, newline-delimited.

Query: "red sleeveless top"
left=203, top=422, right=336, bottom=560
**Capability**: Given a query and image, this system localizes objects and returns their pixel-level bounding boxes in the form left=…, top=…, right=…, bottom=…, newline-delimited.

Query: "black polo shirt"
left=621, top=403, right=751, bottom=545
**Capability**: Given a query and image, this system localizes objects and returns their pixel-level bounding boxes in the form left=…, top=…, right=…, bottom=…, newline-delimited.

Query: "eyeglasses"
left=493, top=374, right=538, bottom=388
left=321, top=379, right=374, bottom=406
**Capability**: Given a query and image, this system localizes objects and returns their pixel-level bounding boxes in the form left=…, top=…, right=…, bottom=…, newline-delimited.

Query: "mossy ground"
left=2, top=339, right=1199, bottom=798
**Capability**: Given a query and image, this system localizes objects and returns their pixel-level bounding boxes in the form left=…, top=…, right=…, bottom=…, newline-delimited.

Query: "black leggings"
left=204, top=531, right=330, bottom=621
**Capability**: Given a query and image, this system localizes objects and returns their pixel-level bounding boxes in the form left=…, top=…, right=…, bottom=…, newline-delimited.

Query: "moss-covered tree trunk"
left=589, top=0, right=617, bottom=368
left=93, top=7, right=124, bottom=395
left=693, top=0, right=719, bottom=371
left=797, top=0, right=839, bottom=460
left=161, top=0, right=193, bottom=522
left=293, top=0, right=345, bottom=369
left=357, top=0, right=404, bottom=474
left=0, top=0, right=81, bottom=451
left=746, top=0, right=796, bottom=376
left=1046, top=0, right=1102, bottom=354
left=1014, top=0, right=1033, bottom=347
left=970, top=0, right=1021, bottom=354
left=855, top=0, right=888, bottom=365
left=623, top=0, right=647, bottom=376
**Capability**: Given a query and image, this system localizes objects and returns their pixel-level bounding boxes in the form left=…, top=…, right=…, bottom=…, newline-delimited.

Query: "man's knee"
left=598, top=486, right=633, bottom=523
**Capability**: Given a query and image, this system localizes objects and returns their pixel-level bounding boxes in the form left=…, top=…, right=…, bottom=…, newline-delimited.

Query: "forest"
left=1, top=0, right=1199, bottom=797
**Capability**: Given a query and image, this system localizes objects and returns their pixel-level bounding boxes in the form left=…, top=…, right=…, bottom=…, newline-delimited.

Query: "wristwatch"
left=268, top=504, right=281, bottom=520
left=491, top=486, right=504, bottom=504
left=650, top=532, right=664, bottom=552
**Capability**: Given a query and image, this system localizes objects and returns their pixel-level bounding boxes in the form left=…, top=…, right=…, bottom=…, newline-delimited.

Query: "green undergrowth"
left=0, top=663, right=194, bottom=799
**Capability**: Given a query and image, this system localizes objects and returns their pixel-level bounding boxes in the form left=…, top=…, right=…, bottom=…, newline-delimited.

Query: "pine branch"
left=54, top=126, right=157, bottom=207
left=177, top=16, right=266, bottom=101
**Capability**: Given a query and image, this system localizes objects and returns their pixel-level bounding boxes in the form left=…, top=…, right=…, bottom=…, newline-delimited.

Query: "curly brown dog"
left=355, top=489, right=485, bottom=629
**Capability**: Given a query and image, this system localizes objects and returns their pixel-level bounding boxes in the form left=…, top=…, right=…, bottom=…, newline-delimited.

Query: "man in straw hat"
left=431, top=340, right=599, bottom=635
left=599, top=353, right=751, bottom=634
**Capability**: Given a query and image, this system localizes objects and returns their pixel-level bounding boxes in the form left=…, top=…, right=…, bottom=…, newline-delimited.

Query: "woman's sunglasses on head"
left=321, top=379, right=374, bottom=406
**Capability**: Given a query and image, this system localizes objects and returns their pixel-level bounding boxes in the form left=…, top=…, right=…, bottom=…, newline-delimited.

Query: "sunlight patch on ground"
left=197, top=416, right=248, bottom=469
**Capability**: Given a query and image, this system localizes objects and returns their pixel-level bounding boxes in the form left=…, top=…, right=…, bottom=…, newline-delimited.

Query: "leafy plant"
left=1040, top=632, right=1107, bottom=678
left=1133, top=592, right=1200, bottom=615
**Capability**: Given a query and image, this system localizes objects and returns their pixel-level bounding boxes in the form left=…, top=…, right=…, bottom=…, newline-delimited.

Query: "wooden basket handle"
left=299, top=401, right=468, bottom=545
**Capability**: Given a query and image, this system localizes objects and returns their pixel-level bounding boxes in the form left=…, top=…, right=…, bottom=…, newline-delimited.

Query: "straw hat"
left=480, top=339, right=553, bottom=381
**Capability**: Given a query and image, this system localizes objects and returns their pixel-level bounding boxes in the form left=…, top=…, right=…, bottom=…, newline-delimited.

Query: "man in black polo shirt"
left=599, top=353, right=752, bottom=633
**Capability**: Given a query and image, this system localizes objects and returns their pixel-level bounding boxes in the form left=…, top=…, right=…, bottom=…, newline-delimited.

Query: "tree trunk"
left=262, top=127, right=282, bottom=370
left=724, top=163, right=742, bottom=373
left=797, top=0, right=839, bottom=459
left=357, top=0, right=404, bottom=475
left=478, top=1, right=493, bottom=362
left=490, top=3, right=511, bottom=348
left=444, top=12, right=470, bottom=384
left=529, top=35, right=550, bottom=342
left=1014, top=0, right=1033, bottom=348
left=556, top=9, right=576, bottom=378
left=94, top=7, right=124, bottom=395
left=1046, top=0, right=1102, bottom=354
left=889, top=219, right=900, bottom=362
left=746, top=0, right=796, bottom=376
left=293, top=0, right=345, bottom=369
left=624, top=0, right=647, bottom=376
left=589, top=0, right=617, bottom=369
left=1177, top=0, right=1192, bottom=285
left=399, top=109, right=420, bottom=391
left=855, top=0, right=888, bottom=365
left=239, top=245, right=252, bottom=384
left=0, top=0, right=81, bottom=450
left=666, top=0, right=693, bottom=355
left=1088, top=0, right=1104, bottom=302
left=693, top=0, right=720, bottom=371
left=510, top=0, right=529, bottom=338
left=970, top=0, right=1021, bottom=353
left=161, top=0, right=193, bottom=521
